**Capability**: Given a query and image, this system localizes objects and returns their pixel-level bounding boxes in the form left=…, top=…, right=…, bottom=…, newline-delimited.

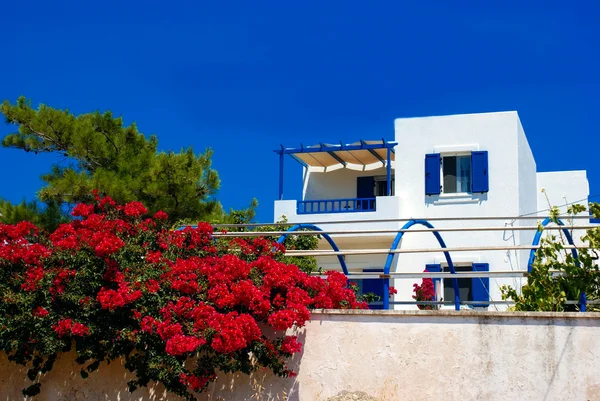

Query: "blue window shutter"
left=362, top=268, right=385, bottom=310
left=472, top=263, right=489, bottom=307
left=471, top=151, right=489, bottom=193
left=425, top=154, right=441, bottom=195
left=425, top=264, right=441, bottom=301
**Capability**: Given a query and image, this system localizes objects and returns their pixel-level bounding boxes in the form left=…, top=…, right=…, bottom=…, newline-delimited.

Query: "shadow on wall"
left=0, top=352, right=178, bottom=401
left=199, top=328, right=305, bottom=401
left=424, top=193, right=488, bottom=206
left=0, top=329, right=306, bottom=401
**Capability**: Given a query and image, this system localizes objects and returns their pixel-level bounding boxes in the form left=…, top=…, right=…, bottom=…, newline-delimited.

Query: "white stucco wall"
left=274, top=111, right=591, bottom=310
left=392, top=111, right=531, bottom=307
left=274, top=196, right=402, bottom=236
left=537, top=170, right=589, bottom=215
left=303, top=166, right=390, bottom=201
left=4, top=310, right=600, bottom=401
left=516, top=117, right=540, bottom=275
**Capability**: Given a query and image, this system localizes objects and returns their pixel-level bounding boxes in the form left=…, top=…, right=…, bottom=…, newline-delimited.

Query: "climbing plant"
left=501, top=203, right=600, bottom=311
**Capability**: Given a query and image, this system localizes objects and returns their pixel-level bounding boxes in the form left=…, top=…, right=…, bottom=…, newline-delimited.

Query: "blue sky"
left=1, top=1, right=598, bottom=222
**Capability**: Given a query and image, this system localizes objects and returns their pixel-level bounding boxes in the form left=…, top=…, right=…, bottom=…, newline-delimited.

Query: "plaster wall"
left=392, top=112, right=529, bottom=306
left=303, top=166, right=391, bottom=201
left=3, top=310, right=600, bottom=401
left=536, top=170, right=589, bottom=215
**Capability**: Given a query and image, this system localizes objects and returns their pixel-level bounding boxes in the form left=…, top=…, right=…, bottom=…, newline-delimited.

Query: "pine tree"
left=0, top=97, right=255, bottom=229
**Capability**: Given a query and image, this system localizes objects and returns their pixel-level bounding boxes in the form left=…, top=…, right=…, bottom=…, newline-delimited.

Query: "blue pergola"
left=274, top=140, right=397, bottom=200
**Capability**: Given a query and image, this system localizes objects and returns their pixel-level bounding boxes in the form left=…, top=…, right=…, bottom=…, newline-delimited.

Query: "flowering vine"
left=0, top=195, right=365, bottom=400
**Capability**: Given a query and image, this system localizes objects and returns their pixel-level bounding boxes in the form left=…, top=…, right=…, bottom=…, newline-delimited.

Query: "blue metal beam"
left=289, top=154, right=308, bottom=168
left=274, top=142, right=398, bottom=155
left=321, top=142, right=347, bottom=166
left=360, top=139, right=386, bottom=165
left=386, top=147, right=392, bottom=196
left=278, top=149, right=284, bottom=200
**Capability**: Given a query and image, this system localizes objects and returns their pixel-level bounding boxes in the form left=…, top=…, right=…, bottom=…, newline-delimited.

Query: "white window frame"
left=440, top=152, right=472, bottom=196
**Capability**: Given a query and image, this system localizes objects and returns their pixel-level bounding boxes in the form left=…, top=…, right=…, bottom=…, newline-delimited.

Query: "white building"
left=274, top=111, right=589, bottom=310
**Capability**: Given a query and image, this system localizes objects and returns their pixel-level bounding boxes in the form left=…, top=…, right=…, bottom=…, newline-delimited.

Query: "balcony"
left=275, top=195, right=402, bottom=232
left=297, top=197, right=376, bottom=214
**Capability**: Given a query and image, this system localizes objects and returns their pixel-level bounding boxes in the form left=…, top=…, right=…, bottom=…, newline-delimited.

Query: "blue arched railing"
left=276, top=224, right=349, bottom=275
left=527, top=217, right=578, bottom=271
left=528, top=217, right=585, bottom=311
left=383, top=219, right=460, bottom=310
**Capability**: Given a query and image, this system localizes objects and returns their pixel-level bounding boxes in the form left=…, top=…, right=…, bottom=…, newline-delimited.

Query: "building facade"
left=274, top=111, right=589, bottom=309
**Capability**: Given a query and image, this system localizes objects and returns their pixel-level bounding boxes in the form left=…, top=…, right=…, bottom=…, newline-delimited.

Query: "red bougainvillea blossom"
left=413, top=272, right=436, bottom=310
left=0, top=194, right=365, bottom=400
left=52, top=319, right=90, bottom=337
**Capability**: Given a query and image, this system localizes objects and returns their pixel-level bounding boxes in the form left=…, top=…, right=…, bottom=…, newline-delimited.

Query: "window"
left=357, top=175, right=395, bottom=198
left=443, top=265, right=472, bottom=303
left=426, top=263, right=489, bottom=308
left=443, top=155, right=471, bottom=193
left=424, top=151, right=488, bottom=196
left=374, top=176, right=395, bottom=196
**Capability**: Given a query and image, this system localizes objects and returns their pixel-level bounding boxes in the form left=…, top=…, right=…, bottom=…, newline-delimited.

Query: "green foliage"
left=257, top=218, right=320, bottom=274
left=0, top=97, right=256, bottom=229
left=0, top=199, right=68, bottom=233
left=347, top=281, right=382, bottom=304
left=500, top=203, right=600, bottom=311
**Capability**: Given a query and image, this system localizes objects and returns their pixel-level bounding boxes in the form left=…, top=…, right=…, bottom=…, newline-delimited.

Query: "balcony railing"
left=297, top=197, right=376, bottom=214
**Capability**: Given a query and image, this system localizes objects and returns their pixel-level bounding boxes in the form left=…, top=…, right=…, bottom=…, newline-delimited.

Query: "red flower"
left=53, top=319, right=89, bottom=337
left=124, top=201, right=148, bottom=218
left=179, top=373, right=215, bottom=391
left=0, top=195, right=370, bottom=398
left=267, top=310, right=297, bottom=331
left=50, top=268, right=76, bottom=296
left=94, top=234, right=125, bottom=257
left=97, top=283, right=141, bottom=310
left=71, top=322, right=90, bottom=336
left=146, top=251, right=162, bottom=264
left=153, top=210, right=168, bottom=220
left=71, top=203, right=95, bottom=217
left=21, top=267, right=45, bottom=292
left=165, top=334, right=205, bottom=356
left=413, top=272, right=436, bottom=310
left=156, top=321, right=183, bottom=341
left=145, top=279, right=160, bottom=293
left=280, top=336, right=302, bottom=354
left=140, top=316, right=157, bottom=333
left=32, top=306, right=49, bottom=318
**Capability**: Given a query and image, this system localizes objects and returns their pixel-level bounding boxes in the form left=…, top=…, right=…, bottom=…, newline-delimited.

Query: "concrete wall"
left=3, top=310, right=600, bottom=401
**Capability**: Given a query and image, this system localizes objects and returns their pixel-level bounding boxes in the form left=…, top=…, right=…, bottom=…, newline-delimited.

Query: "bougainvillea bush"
left=412, top=274, right=436, bottom=310
left=0, top=193, right=365, bottom=400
